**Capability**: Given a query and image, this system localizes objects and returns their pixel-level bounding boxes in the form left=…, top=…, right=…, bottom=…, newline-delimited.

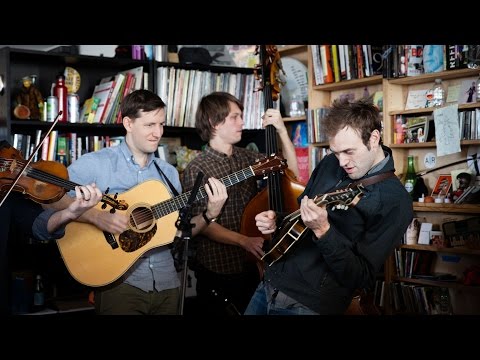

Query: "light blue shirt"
left=32, top=208, right=65, bottom=241
left=67, top=140, right=181, bottom=292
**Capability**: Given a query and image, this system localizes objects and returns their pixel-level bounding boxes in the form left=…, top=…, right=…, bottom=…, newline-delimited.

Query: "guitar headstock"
left=251, top=154, right=287, bottom=177
left=315, top=186, right=365, bottom=211
left=101, top=194, right=128, bottom=212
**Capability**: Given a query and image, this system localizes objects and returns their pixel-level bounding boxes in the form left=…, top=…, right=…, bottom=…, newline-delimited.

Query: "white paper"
left=433, top=104, right=461, bottom=157
left=405, top=89, right=428, bottom=110
left=418, top=223, right=433, bottom=245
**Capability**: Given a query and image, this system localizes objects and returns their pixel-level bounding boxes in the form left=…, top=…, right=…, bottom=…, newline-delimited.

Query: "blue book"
left=423, top=45, right=444, bottom=73
left=292, top=122, right=308, bottom=147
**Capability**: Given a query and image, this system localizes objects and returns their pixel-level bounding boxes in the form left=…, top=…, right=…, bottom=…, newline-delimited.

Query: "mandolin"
left=262, top=185, right=365, bottom=266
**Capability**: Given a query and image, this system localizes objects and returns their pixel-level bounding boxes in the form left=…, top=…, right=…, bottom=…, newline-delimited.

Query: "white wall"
left=78, top=45, right=117, bottom=57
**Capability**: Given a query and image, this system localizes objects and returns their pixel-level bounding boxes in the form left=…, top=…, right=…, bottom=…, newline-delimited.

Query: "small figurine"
left=15, top=75, right=44, bottom=119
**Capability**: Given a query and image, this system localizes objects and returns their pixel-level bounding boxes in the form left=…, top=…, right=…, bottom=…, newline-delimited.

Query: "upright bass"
left=240, top=45, right=305, bottom=278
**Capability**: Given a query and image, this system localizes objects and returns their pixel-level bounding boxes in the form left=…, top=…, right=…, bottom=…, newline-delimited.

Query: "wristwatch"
left=202, top=209, right=218, bottom=225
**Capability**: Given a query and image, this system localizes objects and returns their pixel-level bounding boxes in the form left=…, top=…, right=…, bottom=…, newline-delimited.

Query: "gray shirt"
left=67, top=140, right=180, bottom=292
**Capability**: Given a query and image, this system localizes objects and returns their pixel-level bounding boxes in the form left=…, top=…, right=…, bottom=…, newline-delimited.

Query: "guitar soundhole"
left=118, top=205, right=158, bottom=253
left=129, top=206, right=155, bottom=232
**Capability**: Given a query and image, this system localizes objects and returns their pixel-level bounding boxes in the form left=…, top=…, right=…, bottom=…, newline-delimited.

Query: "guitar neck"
left=151, top=165, right=255, bottom=219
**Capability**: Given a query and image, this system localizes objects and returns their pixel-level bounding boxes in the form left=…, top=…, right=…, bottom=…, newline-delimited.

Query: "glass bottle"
left=33, top=274, right=45, bottom=311
left=431, top=78, right=446, bottom=107
left=53, top=74, right=68, bottom=122
left=404, top=155, right=417, bottom=199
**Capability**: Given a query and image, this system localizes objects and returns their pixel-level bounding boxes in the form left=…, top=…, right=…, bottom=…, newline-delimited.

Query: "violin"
left=0, top=142, right=127, bottom=212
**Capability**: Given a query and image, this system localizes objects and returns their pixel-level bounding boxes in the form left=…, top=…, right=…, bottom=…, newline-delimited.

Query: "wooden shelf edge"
left=388, top=140, right=480, bottom=148
left=413, top=202, right=480, bottom=213
left=312, top=75, right=383, bottom=91
left=389, top=101, right=480, bottom=116
left=388, top=68, right=480, bottom=85
left=283, top=115, right=306, bottom=122
left=400, top=243, right=480, bottom=255
left=395, top=277, right=480, bottom=292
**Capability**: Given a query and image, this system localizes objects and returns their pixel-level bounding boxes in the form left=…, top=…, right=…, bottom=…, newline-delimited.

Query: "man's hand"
left=255, top=210, right=277, bottom=235
left=300, top=196, right=330, bottom=238
left=204, top=177, right=228, bottom=219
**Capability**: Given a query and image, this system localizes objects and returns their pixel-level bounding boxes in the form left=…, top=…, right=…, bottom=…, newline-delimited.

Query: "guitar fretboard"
left=151, top=166, right=255, bottom=219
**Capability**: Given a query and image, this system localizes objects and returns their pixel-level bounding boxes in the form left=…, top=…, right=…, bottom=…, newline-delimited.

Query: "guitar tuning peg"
left=105, top=187, right=110, bottom=194
left=101, top=203, right=107, bottom=210
left=110, top=208, right=116, bottom=214
left=114, top=193, right=118, bottom=200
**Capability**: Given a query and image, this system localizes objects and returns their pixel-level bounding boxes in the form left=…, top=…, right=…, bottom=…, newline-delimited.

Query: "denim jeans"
left=244, top=281, right=318, bottom=315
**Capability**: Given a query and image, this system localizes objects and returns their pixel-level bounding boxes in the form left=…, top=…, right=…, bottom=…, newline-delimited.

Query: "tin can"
left=46, top=96, right=58, bottom=122
left=67, top=93, right=80, bottom=123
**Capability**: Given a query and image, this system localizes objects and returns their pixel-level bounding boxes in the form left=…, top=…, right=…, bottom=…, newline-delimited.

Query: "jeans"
left=244, top=281, right=318, bottom=315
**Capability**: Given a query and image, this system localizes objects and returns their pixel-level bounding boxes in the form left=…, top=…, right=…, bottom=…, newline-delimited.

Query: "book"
left=91, top=80, right=115, bottom=123
left=292, top=122, right=308, bottom=147
left=102, top=73, right=125, bottom=123
left=405, top=89, right=428, bottom=110
left=295, top=147, right=309, bottom=185
left=458, top=78, right=478, bottom=104
left=423, top=45, right=444, bottom=73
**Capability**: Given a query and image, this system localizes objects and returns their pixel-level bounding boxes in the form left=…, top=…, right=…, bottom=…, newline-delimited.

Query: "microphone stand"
left=173, top=171, right=204, bottom=315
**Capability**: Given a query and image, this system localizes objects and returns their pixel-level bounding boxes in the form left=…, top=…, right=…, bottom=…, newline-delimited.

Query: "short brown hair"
left=120, top=89, right=166, bottom=120
left=322, top=96, right=383, bottom=146
left=195, top=92, right=243, bottom=142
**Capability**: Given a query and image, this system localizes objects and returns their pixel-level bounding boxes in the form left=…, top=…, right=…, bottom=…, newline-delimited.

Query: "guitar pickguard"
left=119, top=225, right=157, bottom=253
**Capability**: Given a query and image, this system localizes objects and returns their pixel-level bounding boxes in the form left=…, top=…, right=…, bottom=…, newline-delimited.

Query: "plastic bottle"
left=33, top=274, right=45, bottom=311
left=53, top=74, right=68, bottom=122
left=404, top=155, right=417, bottom=199
left=431, top=78, right=446, bottom=107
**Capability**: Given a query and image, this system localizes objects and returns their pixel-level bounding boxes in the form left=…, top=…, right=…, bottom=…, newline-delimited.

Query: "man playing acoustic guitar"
left=46, top=90, right=228, bottom=315
left=245, top=97, right=413, bottom=315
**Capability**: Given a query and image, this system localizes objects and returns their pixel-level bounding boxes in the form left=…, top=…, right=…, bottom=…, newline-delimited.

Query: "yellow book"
left=331, top=45, right=341, bottom=83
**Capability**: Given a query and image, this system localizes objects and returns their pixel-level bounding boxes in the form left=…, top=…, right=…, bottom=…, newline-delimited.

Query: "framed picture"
left=404, top=116, right=430, bottom=143
left=431, top=174, right=453, bottom=197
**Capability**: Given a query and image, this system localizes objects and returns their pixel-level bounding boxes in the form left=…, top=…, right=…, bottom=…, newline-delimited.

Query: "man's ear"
left=370, top=129, right=381, bottom=147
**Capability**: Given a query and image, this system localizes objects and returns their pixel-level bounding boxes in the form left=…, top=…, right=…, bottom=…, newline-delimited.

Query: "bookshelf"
left=305, top=45, right=480, bottom=315
left=306, top=45, right=384, bottom=174
left=0, top=45, right=264, bottom=314
left=382, top=64, right=480, bottom=315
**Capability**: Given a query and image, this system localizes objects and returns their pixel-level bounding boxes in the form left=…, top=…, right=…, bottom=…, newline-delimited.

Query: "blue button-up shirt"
left=67, top=140, right=181, bottom=292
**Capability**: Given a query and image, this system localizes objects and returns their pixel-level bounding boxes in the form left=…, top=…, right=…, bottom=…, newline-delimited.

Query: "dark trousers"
left=194, top=264, right=260, bottom=316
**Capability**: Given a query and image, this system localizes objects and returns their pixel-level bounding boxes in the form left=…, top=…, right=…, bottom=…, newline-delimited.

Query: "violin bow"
left=0, top=111, right=62, bottom=208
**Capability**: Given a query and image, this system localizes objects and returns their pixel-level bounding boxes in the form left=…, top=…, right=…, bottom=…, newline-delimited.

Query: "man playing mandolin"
left=245, top=97, right=413, bottom=315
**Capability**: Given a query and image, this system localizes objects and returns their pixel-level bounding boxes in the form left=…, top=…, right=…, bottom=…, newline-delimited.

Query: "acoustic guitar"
left=57, top=155, right=286, bottom=287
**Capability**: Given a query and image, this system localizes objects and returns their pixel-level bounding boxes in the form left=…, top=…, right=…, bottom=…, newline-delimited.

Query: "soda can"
left=46, top=96, right=58, bottom=122
left=68, top=93, right=80, bottom=123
